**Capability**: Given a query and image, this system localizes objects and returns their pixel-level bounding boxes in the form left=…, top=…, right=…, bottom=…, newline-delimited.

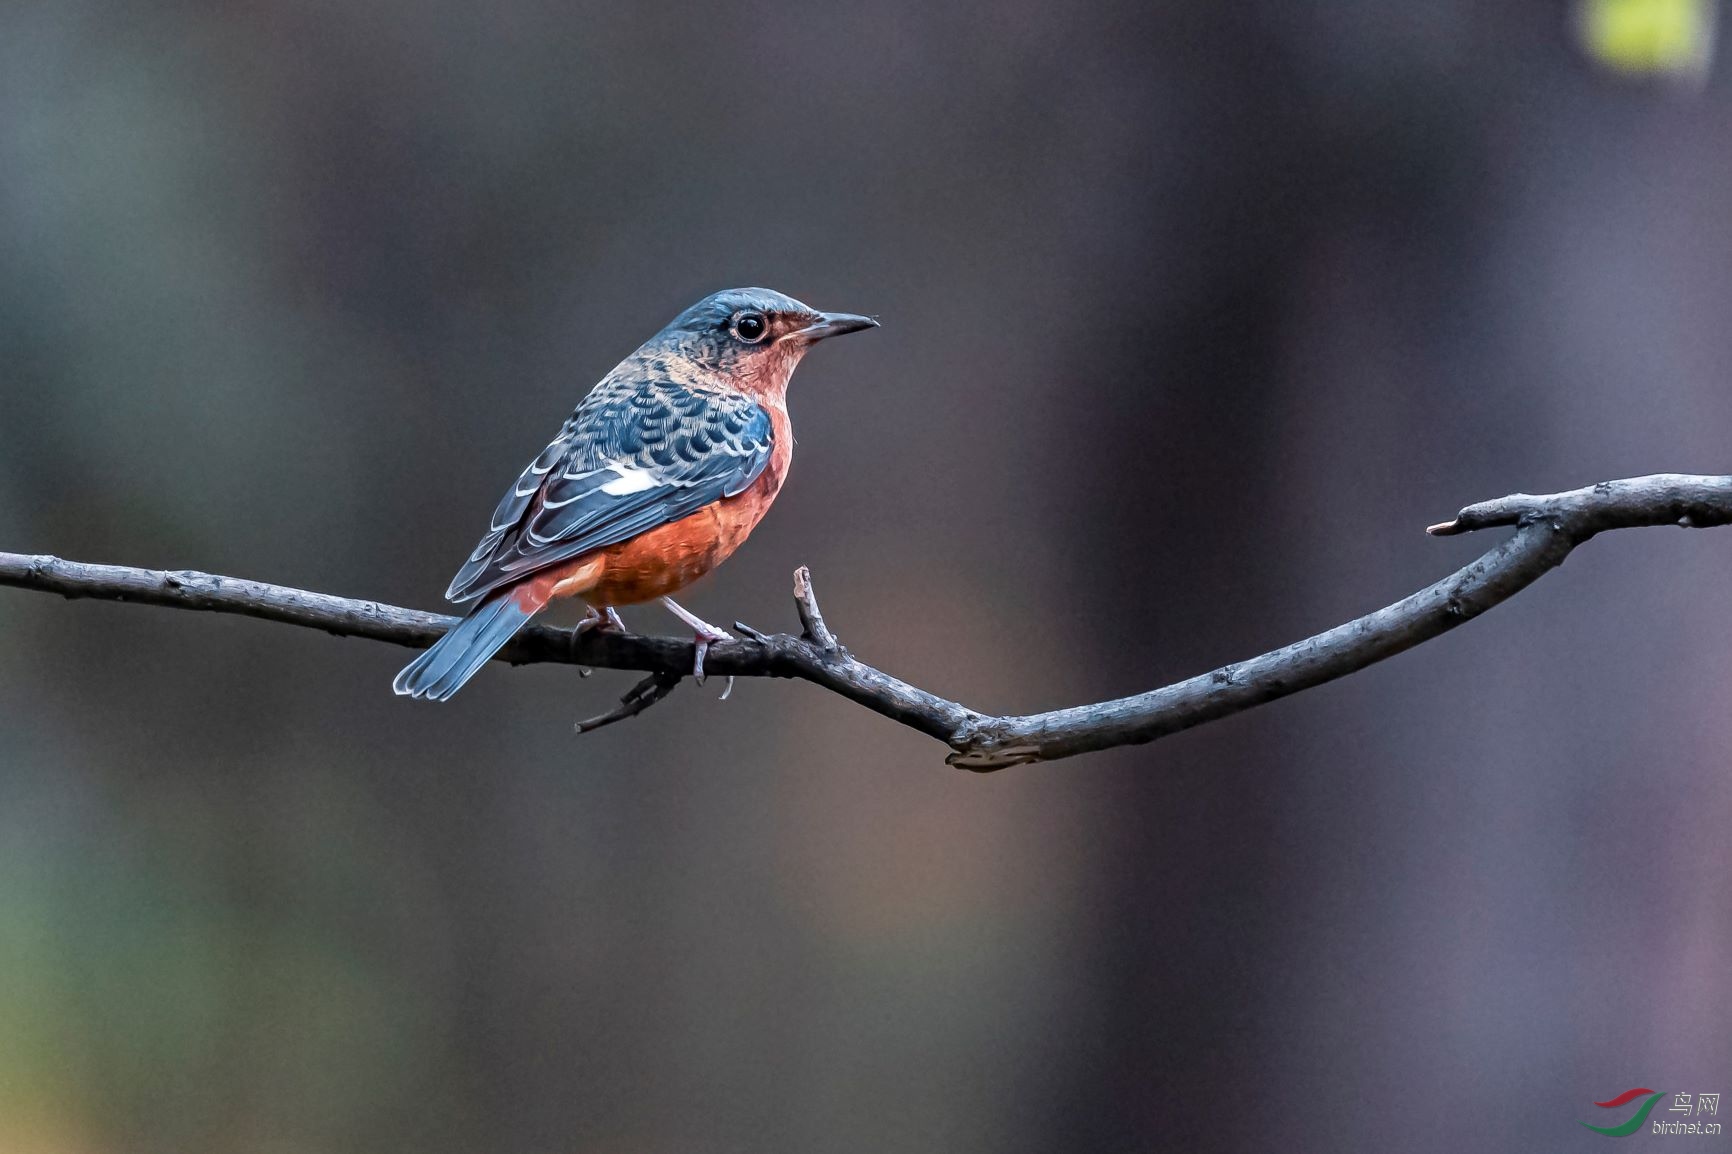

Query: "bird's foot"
left=575, top=604, right=626, bottom=634
left=659, top=596, right=733, bottom=685
left=691, top=624, right=734, bottom=684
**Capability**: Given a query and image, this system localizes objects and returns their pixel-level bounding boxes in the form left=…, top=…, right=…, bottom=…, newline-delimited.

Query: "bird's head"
left=643, top=287, right=877, bottom=395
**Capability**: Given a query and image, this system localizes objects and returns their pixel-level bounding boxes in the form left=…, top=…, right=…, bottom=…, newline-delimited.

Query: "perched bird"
left=393, top=287, right=877, bottom=701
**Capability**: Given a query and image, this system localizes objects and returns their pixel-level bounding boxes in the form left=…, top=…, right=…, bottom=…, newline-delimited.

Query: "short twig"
left=574, top=670, right=682, bottom=733
left=792, top=566, right=840, bottom=651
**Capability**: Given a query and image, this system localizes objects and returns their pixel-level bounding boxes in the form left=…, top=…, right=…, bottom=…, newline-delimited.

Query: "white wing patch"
left=598, top=464, right=659, bottom=496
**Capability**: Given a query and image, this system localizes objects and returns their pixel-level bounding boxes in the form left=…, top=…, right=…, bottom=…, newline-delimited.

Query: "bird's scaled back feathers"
left=446, top=378, right=773, bottom=604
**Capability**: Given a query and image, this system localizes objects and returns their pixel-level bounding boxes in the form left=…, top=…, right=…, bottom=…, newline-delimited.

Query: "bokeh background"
left=2, top=1, right=1730, bottom=1151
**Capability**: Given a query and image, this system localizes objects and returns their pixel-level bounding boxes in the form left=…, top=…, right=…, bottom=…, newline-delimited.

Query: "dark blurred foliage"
left=2, top=2, right=1731, bottom=1151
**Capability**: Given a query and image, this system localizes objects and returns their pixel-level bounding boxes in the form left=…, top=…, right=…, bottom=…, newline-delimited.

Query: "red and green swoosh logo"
left=1582, top=1088, right=1666, bottom=1137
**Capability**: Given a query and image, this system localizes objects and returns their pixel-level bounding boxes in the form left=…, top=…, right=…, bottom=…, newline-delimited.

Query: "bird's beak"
left=794, top=312, right=879, bottom=342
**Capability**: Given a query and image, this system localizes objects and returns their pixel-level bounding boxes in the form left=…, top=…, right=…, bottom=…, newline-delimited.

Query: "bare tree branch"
left=3, top=473, right=1729, bottom=769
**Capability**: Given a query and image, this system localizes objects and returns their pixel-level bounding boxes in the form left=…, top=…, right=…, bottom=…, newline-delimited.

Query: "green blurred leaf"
left=1578, top=0, right=1718, bottom=78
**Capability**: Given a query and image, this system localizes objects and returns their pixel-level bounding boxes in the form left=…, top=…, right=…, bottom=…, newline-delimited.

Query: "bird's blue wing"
left=445, top=381, right=773, bottom=603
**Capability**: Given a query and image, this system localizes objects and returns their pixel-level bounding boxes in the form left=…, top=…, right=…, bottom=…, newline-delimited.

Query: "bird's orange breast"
left=528, top=401, right=794, bottom=608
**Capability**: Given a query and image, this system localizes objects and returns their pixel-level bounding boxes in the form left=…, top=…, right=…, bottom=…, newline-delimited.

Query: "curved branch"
left=2, top=474, right=1728, bottom=769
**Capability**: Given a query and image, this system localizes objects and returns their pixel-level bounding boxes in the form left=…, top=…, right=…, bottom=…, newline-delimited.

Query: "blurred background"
left=2, top=1, right=1730, bottom=1150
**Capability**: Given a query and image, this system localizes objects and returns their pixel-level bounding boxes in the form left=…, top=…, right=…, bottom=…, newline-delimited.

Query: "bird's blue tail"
left=393, top=591, right=538, bottom=701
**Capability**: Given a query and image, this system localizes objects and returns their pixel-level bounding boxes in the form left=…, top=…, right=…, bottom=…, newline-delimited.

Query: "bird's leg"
left=659, top=596, right=733, bottom=685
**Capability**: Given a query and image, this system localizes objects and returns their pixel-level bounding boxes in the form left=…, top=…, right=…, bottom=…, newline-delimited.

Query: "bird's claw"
left=575, top=605, right=626, bottom=634
left=659, top=596, right=734, bottom=684
left=690, top=624, right=733, bottom=684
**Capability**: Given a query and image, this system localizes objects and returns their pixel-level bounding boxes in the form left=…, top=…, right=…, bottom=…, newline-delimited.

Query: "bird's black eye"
left=731, top=311, right=769, bottom=344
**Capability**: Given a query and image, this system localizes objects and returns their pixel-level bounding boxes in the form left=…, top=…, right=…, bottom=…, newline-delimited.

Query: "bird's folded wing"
left=445, top=382, right=774, bottom=603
